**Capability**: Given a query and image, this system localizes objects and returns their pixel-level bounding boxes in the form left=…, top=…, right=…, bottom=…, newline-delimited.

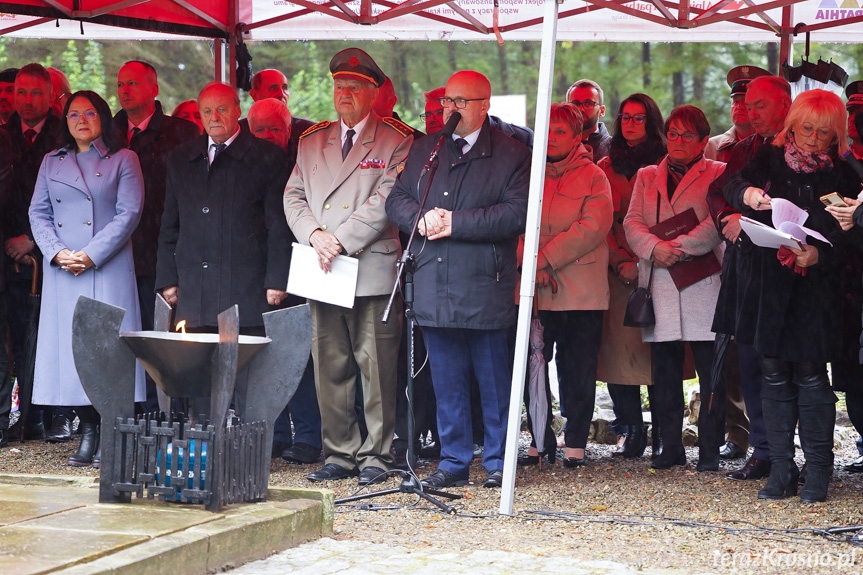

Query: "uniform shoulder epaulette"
left=382, top=116, right=413, bottom=138
left=300, top=120, right=331, bottom=139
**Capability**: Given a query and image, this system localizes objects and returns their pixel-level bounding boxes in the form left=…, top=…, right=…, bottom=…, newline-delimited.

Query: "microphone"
left=422, top=112, right=462, bottom=174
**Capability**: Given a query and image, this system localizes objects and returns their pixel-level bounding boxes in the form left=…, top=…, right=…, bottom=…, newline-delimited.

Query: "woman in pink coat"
left=517, top=103, right=613, bottom=467
left=623, top=105, right=724, bottom=470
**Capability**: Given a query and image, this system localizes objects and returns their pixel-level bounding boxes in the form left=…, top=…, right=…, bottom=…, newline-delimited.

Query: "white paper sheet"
left=286, top=242, right=358, bottom=309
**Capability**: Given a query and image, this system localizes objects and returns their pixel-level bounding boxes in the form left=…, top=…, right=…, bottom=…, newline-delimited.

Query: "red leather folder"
left=649, top=207, right=721, bottom=290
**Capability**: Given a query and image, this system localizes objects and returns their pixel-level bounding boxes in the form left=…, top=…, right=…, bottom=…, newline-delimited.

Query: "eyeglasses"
left=67, top=110, right=98, bottom=123
left=569, top=100, right=599, bottom=110
left=796, top=123, right=835, bottom=141
left=420, top=109, right=444, bottom=121
left=439, top=97, right=485, bottom=109
left=666, top=130, right=698, bottom=143
left=620, top=114, right=646, bottom=125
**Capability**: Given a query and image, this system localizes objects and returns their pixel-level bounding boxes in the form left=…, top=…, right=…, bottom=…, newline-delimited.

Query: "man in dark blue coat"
left=386, top=70, right=530, bottom=489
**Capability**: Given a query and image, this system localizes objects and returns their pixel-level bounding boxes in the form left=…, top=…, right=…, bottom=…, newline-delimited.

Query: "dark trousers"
left=5, top=268, right=43, bottom=426
left=607, top=383, right=643, bottom=429
left=136, top=275, right=160, bottom=413
left=737, top=342, right=768, bottom=459
left=541, top=310, right=603, bottom=450
left=273, top=356, right=322, bottom=448
left=394, top=323, right=437, bottom=452
left=846, top=386, right=863, bottom=456
left=0, top=292, right=11, bottom=429
left=423, top=327, right=512, bottom=476
left=651, top=340, right=714, bottom=448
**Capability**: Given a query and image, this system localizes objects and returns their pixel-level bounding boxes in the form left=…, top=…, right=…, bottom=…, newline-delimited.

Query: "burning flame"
left=175, top=320, right=187, bottom=334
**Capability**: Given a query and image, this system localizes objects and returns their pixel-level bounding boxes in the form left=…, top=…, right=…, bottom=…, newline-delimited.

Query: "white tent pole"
left=499, top=0, right=559, bottom=516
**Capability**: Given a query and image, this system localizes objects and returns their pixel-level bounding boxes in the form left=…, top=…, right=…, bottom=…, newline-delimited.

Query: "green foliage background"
left=1, top=37, right=861, bottom=136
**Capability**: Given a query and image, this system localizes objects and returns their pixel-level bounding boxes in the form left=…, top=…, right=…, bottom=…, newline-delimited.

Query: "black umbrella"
left=14, top=255, right=40, bottom=427
left=706, top=332, right=730, bottom=414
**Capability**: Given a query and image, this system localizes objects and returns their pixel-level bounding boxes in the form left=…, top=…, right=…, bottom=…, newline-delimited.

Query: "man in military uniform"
left=284, top=48, right=413, bottom=486
left=705, top=65, right=770, bottom=163
left=844, top=81, right=863, bottom=178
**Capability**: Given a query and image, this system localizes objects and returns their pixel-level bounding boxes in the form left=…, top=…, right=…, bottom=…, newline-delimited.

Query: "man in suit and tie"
left=1, top=63, right=62, bottom=442
left=284, top=48, right=413, bottom=486
left=113, top=60, right=199, bottom=415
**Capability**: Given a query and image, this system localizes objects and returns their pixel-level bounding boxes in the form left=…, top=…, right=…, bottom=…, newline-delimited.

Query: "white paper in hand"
left=286, top=243, right=358, bottom=308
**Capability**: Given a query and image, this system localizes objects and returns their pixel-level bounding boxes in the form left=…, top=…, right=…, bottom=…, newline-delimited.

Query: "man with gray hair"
left=248, top=98, right=293, bottom=158
left=156, top=82, right=291, bottom=334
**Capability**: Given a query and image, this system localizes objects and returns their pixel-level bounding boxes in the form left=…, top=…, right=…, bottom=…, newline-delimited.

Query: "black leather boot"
left=696, top=444, right=720, bottom=472
left=622, top=424, right=648, bottom=459
left=68, top=406, right=100, bottom=467
left=797, top=363, right=835, bottom=503
left=650, top=444, right=686, bottom=469
left=91, top=441, right=102, bottom=469
left=45, top=413, right=73, bottom=443
left=758, top=357, right=799, bottom=499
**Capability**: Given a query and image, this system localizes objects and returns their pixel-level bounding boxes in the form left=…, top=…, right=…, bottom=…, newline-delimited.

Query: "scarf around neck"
left=783, top=138, right=834, bottom=174
left=666, top=153, right=703, bottom=199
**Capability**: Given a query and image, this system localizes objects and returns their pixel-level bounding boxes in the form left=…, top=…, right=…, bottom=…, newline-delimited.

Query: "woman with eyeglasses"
left=596, top=94, right=666, bottom=460
left=623, top=105, right=725, bottom=469
left=29, top=90, right=145, bottom=467
left=516, top=102, right=613, bottom=468
left=725, top=90, right=858, bottom=502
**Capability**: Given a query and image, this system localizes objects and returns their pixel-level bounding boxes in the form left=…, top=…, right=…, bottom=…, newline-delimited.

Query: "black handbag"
left=623, top=186, right=660, bottom=328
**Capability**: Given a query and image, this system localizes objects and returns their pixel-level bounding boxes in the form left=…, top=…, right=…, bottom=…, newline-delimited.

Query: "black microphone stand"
left=336, top=135, right=462, bottom=514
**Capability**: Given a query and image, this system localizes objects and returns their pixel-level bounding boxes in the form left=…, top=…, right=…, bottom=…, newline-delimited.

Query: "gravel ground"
left=2, top=430, right=863, bottom=575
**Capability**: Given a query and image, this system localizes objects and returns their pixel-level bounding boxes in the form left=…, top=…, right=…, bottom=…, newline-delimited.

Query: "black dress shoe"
left=719, top=441, right=746, bottom=460
left=483, top=469, right=503, bottom=488
left=650, top=445, right=686, bottom=469
left=0, top=428, right=8, bottom=449
left=306, top=463, right=358, bottom=482
left=271, top=440, right=292, bottom=460
left=696, top=447, right=720, bottom=472
left=844, top=455, right=863, bottom=473
left=421, top=469, right=469, bottom=488
left=358, top=466, right=389, bottom=486
left=517, top=454, right=539, bottom=466
left=725, top=456, right=771, bottom=481
left=418, top=443, right=441, bottom=459
left=45, top=414, right=73, bottom=443
left=282, top=442, right=322, bottom=464
left=562, top=456, right=586, bottom=468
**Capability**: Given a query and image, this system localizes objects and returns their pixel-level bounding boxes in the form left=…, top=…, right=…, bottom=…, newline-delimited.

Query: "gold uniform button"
left=343, top=204, right=349, bottom=209
left=321, top=224, right=328, bottom=231
left=324, top=203, right=330, bottom=210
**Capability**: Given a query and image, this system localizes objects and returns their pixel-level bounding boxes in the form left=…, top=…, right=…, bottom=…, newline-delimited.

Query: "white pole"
left=499, top=0, right=559, bottom=516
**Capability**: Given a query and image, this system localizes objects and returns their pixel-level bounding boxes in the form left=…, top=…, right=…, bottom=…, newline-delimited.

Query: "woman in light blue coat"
left=29, top=91, right=145, bottom=467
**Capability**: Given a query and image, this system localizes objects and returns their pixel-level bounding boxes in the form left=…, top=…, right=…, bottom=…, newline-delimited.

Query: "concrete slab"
left=0, top=524, right=146, bottom=566
left=0, top=475, right=331, bottom=574
left=19, top=504, right=220, bottom=537
left=0, top=482, right=98, bottom=505
left=0, top=500, right=84, bottom=526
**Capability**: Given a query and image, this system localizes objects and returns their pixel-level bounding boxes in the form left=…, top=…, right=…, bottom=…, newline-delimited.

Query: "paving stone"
left=0, top=524, right=146, bottom=564
left=0, top=483, right=97, bottom=505
left=18, top=503, right=219, bottom=537
left=0, top=554, right=64, bottom=575
left=0, top=500, right=83, bottom=526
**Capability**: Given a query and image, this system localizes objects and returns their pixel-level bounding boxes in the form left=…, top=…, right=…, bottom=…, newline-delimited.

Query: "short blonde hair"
left=774, top=89, right=849, bottom=155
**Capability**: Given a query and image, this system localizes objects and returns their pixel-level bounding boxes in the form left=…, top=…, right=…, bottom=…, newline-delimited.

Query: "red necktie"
left=24, top=129, right=36, bottom=147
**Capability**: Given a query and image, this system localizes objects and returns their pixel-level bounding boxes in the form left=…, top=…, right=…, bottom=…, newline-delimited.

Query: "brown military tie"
left=24, top=129, right=36, bottom=147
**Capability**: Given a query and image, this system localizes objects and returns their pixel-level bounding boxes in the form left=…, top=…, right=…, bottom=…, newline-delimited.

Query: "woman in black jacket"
left=724, top=89, right=860, bottom=503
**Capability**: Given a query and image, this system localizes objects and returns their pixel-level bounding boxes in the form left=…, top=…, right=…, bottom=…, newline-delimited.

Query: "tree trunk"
left=767, top=42, right=779, bottom=75
left=671, top=45, right=685, bottom=107
left=642, top=42, right=651, bottom=88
